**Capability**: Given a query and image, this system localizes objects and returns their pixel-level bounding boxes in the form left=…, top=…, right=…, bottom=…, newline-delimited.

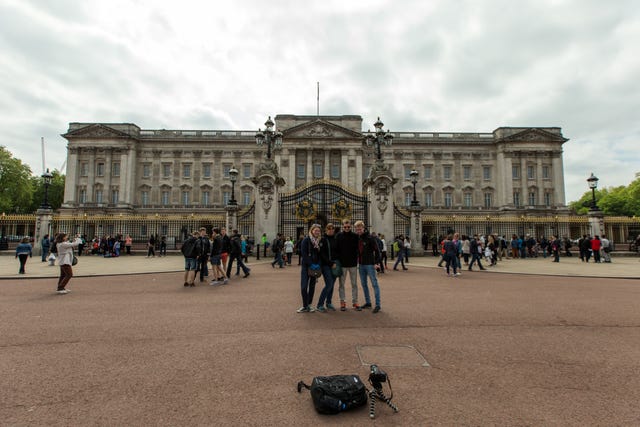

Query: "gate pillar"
left=251, top=160, right=285, bottom=242
left=408, top=205, right=424, bottom=256
left=34, top=208, right=53, bottom=256
left=364, top=163, right=397, bottom=240
left=225, top=204, right=239, bottom=232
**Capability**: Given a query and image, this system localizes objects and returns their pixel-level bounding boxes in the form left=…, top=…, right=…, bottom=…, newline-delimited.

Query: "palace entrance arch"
left=278, top=180, right=369, bottom=239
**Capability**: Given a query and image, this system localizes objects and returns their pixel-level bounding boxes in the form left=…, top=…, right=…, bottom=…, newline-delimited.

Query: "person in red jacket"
left=591, top=236, right=602, bottom=263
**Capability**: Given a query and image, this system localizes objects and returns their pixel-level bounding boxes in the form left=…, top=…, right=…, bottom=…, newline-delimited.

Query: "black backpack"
left=181, top=238, right=201, bottom=258
left=297, top=375, right=367, bottom=414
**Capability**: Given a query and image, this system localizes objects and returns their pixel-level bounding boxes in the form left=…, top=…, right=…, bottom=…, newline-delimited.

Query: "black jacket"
left=300, top=236, right=321, bottom=267
left=336, top=231, right=359, bottom=268
left=319, top=234, right=338, bottom=266
left=357, top=231, right=380, bottom=266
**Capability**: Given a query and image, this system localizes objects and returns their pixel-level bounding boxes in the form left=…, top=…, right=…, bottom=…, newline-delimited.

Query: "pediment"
left=501, top=128, right=568, bottom=143
left=63, top=124, right=134, bottom=139
left=282, top=119, right=362, bottom=139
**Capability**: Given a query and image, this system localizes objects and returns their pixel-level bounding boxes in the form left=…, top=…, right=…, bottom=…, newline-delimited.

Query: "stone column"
left=251, top=160, right=286, bottom=242
left=408, top=205, right=424, bottom=256
left=34, top=208, right=53, bottom=256
left=364, top=161, right=398, bottom=242
left=62, top=147, right=79, bottom=208
left=225, top=204, right=239, bottom=232
left=552, top=152, right=566, bottom=206
left=588, top=208, right=605, bottom=237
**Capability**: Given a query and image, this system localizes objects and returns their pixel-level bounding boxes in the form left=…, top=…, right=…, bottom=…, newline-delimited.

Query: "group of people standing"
left=297, top=219, right=385, bottom=314
left=180, top=227, right=251, bottom=288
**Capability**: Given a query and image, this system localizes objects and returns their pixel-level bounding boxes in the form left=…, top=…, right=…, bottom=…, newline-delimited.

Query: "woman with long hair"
left=297, top=224, right=322, bottom=313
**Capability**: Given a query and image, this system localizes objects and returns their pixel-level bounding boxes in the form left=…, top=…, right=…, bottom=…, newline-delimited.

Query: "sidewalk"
left=1, top=252, right=638, bottom=279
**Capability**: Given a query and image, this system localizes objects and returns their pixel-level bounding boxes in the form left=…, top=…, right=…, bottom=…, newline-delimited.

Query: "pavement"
left=1, top=253, right=639, bottom=426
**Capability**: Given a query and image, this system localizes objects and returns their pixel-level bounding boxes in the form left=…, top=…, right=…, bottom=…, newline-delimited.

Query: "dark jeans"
left=57, top=264, right=73, bottom=290
left=41, top=248, right=49, bottom=262
left=272, top=252, right=284, bottom=268
left=469, top=253, right=484, bottom=270
left=444, top=254, right=458, bottom=274
left=18, top=254, right=28, bottom=273
left=317, top=265, right=336, bottom=307
left=147, top=246, right=155, bottom=257
left=227, top=253, right=249, bottom=277
left=198, top=256, right=209, bottom=281
left=300, top=265, right=317, bottom=308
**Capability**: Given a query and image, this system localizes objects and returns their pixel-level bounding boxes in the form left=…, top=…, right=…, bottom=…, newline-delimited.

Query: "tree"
left=0, top=146, right=34, bottom=213
left=569, top=178, right=640, bottom=216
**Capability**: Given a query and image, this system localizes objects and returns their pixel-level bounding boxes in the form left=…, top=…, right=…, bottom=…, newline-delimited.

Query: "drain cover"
left=356, top=345, right=430, bottom=367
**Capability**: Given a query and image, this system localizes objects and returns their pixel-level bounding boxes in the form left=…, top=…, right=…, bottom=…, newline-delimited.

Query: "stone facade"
left=60, top=115, right=568, bottom=216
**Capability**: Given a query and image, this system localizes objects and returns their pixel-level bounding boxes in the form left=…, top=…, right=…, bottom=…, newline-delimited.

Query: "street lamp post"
left=364, top=117, right=394, bottom=162
left=41, top=169, right=53, bottom=209
left=255, top=116, right=283, bottom=160
left=228, top=165, right=239, bottom=206
left=409, top=169, right=419, bottom=207
left=587, top=172, right=599, bottom=210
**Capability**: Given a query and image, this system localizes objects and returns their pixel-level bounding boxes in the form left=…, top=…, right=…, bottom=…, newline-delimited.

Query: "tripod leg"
left=369, top=390, right=377, bottom=419
left=377, top=391, right=399, bottom=413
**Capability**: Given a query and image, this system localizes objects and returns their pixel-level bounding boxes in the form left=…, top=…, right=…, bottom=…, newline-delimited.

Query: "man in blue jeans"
left=354, top=220, right=382, bottom=313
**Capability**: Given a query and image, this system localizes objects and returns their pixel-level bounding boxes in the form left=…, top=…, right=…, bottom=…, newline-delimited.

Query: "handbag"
left=308, top=264, right=322, bottom=278
left=72, top=255, right=78, bottom=266
left=327, top=239, right=342, bottom=277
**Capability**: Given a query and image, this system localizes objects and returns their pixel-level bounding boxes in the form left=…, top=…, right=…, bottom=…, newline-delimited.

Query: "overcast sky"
left=1, top=0, right=638, bottom=202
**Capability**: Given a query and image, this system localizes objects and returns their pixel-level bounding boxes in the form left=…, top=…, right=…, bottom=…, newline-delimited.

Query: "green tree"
left=28, top=170, right=65, bottom=212
left=569, top=178, right=640, bottom=216
left=0, top=146, right=34, bottom=213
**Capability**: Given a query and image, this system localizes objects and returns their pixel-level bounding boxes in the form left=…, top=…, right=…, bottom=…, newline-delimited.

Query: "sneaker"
left=296, top=306, right=310, bottom=313
left=223, top=278, right=229, bottom=284
left=326, top=304, right=336, bottom=311
left=362, top=303, right=372, bottom=309
left=316, top=306, right=327, bottom=313
left=189, top=283, right=195, bottom=287
left=210, top=280, right=220, bottom=286
left=353, top=303, right=362, bottom=311
left=184, top=282, right=189, bottom=287
left=454, top=272, right=461, bottom=277
left=340, top=301, right=347, bottom=311
left=56, top=289, right=69, bottom=295
left=307, top=306, right=316, bottom=312
left=373, top=306, right=381, bottom=313
left=243, top=272, right=250, bottom=278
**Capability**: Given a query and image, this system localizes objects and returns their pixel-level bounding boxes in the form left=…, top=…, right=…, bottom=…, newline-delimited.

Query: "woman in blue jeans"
left=316, top=223, right=338, bottom=312
left=297, top=224, right=322, bottom=313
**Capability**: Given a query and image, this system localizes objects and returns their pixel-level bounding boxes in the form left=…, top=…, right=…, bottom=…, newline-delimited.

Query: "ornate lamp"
left=587, top=172, right=599, bottom=209
left=255, top=116, right=283, bottom=160
left=409, top=169, right=419, bottom=207
left=228, top=165, right=239, bottom=205
left=40, top=169, right=53, bottom=209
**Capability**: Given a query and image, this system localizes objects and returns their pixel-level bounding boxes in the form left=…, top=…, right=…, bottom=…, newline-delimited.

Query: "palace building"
left=60, top=114, right=569, bottom=243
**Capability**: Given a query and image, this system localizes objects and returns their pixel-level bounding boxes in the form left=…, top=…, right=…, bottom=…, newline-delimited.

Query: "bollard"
left=256, top=244, right=260, bottom=260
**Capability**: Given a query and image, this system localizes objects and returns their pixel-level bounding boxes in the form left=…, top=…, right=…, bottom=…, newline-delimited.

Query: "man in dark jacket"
left=468, top=235, right=486, bottom=271
left=354, top=220, right=382, bottom=313
left=336, top=219, right=361, bottom=311
left=271, top=233, right=284, bottom=268
left=198, top=227, right=211, bottom=282
left=226, top=229, right=250, bottom=279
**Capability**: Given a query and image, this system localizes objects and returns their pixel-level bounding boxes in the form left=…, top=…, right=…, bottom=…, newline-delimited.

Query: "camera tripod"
left=368, top=382, right=399, bottom=419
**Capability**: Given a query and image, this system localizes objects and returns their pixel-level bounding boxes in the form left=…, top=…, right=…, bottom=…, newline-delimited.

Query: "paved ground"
left=1, top=254, right=639, bottom=426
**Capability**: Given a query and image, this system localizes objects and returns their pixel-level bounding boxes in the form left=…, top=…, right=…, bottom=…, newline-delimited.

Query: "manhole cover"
left=356, top=345, right=430, bottom=367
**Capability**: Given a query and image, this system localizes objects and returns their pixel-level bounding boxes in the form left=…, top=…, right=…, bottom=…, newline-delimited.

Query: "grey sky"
left=1, top=0, right=638, bottom=202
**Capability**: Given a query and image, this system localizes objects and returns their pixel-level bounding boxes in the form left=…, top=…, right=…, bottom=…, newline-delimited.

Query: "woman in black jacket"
left=298, top=224, right=322, bottom=313
left=316, top=223, right=339, bottom=312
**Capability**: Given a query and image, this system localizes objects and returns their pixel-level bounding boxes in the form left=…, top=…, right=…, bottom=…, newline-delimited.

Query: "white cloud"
left=1, top=0, right=638, bottom=201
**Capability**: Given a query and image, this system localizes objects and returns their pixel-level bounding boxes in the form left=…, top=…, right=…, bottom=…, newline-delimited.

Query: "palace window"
left=424, top=192, right=433, bottom=207
left=404, top=166, right=413, bottom=180
left=183, top=164, right=191, bottom=178
left=202, top=191, right=210, bottom=206
left=182, top=191, right=190, bottom=205
left=527, top=165, right=535, bottom=180
left=528, top=191, right=536, bottom=206
left=162, top=164, right=171, bottom=178
left=223, top=164, right=231, bottom=178
left=242, top=191, right=251, bottom=205
left=464, top=192, right=473, bottom=207
left=404, top=192, right=412, bottom=206
left=424, top=166, right=432, bottom=180
left=141, top=191, right=149, bottom=207
left=542, top=165, right=551, bottom=179
left=443, top=166, right=452, bottom=181
left=143, top=164, right=151, bottom=178
left=544, top=192, right=552, bottom=207
left=512, top=165, right=520, bottom=179
left=444, top=192, right=452, bottom=208
left=112, top=162, right=120, bottom=177
left=297, top=164, right=306, bottom=179
left=79, top=189, right=87, bottom=203
left=313, top=163, right=323, bottom=179
left=95, top=189, right=103, bottom=204
left=483, top=166, right=491, bottom=180
left=222, top=191, right=230, bottom=205
left=80, top=162, right=88, bottom=177
left=161, top=191, right=170, bottom=206
left=463, top=166, right=471, bottom=181
left=484, top=193, right=492, bottom=208
left=111, top=189, right=119, bottom=204
left=202, top=164, right=211, bottom=178
left=513, top=191, right=521, bottom=207
left=331, top=164, right=340, bottom=179
left=243, top=164, right=252, bottom=179
left=96, top=162, right=105, bottom=177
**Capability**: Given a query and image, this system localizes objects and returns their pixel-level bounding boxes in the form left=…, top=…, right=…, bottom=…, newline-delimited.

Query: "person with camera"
left=55, top=233, right=83, bottom=294
left=354, top=220, right=382, bottom=313
left=298, top=224, right=322, bottom=313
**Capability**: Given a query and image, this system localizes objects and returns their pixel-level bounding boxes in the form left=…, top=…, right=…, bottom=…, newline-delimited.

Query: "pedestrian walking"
left=226, top=229, right=250, bottom=279
left=15, top=237, right=32, bottom=274
left=181, top=231, right=202, bottom=287
left=41, top=234, right=50, bottom=262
